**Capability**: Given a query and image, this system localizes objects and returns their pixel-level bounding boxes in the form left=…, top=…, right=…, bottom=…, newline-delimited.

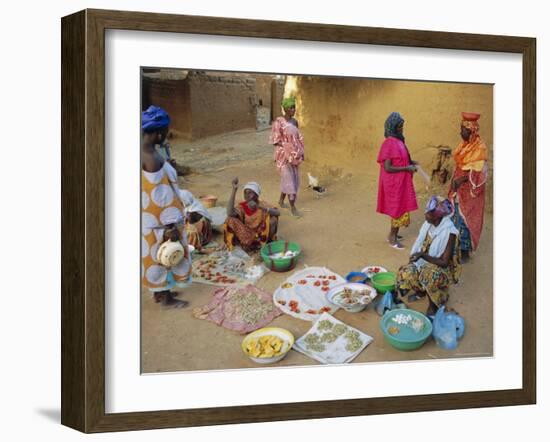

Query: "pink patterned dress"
left=269, top=116, right=305, bottom=196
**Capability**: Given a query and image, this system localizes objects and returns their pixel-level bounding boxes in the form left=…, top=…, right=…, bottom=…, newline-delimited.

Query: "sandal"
left=390, top=242, right=405, bottom=250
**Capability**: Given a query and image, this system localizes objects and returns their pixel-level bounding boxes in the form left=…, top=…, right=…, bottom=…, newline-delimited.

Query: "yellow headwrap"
left=453, top=114, right=488, bottom=172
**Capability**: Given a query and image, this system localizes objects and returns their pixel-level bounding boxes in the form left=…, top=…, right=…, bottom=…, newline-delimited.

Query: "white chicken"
left=307, top=172, right=326, bottom=196
left=307, top=172, right=319, bottom=188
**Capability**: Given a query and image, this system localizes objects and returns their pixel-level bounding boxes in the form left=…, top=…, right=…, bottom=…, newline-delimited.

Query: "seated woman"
left=396, top=196, right=461, bottom=314
left=179, top=189, right=213, bottom=252
left=224, top=178, right=280, bottom=252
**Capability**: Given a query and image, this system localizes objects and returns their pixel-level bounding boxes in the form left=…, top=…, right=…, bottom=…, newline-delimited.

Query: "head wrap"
left=243, top=182, right=261, bottom=197
left=281, top=96, right=296, bottom=110
left=141, top=105, right=171, bottom=132
left=179, top=189, right=212, bottom=220
left=384, top=112, right=405, bottom=141
left=425, top=196, right=453, bottom=219
left=461, top=112, right=481, bottom=142
left=453, top=112, right=487, bottom=172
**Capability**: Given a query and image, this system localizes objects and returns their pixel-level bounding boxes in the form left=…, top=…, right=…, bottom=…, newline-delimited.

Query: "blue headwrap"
left=384, top=112, right=405, bottom=141
left=425, top=196, right=452, bottom=218
left=141, top=105, right=171, bottom=132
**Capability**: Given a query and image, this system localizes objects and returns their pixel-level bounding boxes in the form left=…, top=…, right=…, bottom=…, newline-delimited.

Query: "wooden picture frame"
left=61, top=8, right=536, bottom=433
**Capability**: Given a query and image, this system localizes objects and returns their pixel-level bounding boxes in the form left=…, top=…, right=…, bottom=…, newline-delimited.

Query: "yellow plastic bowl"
left=241, top=327, right=294, bottom=364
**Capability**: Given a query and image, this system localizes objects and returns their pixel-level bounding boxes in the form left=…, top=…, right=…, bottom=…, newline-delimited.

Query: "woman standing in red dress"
left=449, top=112, right=489, bottom=262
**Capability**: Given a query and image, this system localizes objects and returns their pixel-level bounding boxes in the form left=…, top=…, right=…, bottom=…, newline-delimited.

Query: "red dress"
left=376, top=137, right=418, bottom=219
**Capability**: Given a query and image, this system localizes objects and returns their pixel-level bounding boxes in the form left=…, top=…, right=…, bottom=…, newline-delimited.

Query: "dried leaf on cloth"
left=293, top=313, right=373, bottom=364
left=192, top=285, right=282, bottom=334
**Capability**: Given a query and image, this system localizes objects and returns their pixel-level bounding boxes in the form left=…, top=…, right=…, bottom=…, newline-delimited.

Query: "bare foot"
left=279, top=201, right=288, bottom=208
left=290, top=206, right=301, bottom=217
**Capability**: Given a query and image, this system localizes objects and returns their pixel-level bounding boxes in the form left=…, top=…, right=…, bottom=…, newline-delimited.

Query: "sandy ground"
left=141, top=128, right=493, bottom=373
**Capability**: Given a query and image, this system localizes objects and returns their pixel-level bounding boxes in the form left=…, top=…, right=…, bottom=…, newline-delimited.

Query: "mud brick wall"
left=290, top=76, right=494, bottom=209
left=253, top=75, right=274, bottom=111
left=188, top=72, right=257, bottom=139
left=142, top=76, right=192, bottom=139
left=270, top=78, right=285, bottom=122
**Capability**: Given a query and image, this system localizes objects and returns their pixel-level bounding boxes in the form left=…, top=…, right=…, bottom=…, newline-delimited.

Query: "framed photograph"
left=61, top=9, right=536, bottom=433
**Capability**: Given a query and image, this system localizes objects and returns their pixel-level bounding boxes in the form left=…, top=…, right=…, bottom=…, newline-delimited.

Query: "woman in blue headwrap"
left=141, top=105, right=193, bottom=309
left=396, top=196, right=461, bottom=314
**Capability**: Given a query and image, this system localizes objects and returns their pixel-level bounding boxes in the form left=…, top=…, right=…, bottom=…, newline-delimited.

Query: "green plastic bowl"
left=371, top=271, right=396, bottom=293
left=380, top=309, right=433, bottom=351
left=260, top=241, right=301, bottom=272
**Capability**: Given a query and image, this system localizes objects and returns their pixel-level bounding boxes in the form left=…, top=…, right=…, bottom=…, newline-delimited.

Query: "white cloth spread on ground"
left=272, top=266, right=346, bottom=321
left=207, top=206, right=228, bottom=232
left=410, top=216, right=458, bottom=269
left=293, top=313, right=373, bottom=364
left=192, top=248, right=268, bottom=286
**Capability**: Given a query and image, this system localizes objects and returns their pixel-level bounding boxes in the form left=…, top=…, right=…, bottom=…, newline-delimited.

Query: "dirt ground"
left=141, top=128, right=493, bottom=373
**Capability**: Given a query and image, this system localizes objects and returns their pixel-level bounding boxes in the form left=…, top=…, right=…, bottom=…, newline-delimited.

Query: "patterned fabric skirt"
left=224, top=214, right=275, bottom=252
left=397, top=262, right=451, bottom=307
left=279, top=164, right=300, bottom=196
left=391, top=212, right=411, bottom=228
left=452, top=202, right=472, bottom=252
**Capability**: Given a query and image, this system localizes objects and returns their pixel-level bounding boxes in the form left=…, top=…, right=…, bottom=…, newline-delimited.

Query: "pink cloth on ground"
left=376, top=136, right=418, bottom=219
left=193, top=285, right=282, bottom=334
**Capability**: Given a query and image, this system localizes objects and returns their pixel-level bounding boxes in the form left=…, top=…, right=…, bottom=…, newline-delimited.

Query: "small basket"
left=200, top=195, right=218, bottom=208
left=260, top=240, right=301, bottom=272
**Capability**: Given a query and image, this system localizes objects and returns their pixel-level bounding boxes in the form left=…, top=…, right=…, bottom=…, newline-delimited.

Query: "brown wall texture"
left=291, top=77, right=493, bottom=169
left=289, top=76, right=493, bottom=204
left=143, top=72, right=256, bottom=140
left=188, top=72, right=257, bottom=139
left=142, top=76, right=192, bottom=139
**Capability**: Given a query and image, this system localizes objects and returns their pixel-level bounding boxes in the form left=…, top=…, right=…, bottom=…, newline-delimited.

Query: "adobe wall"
left=188, top=72, right=257, bottom=139
left=290, top=76, right=493, bottom=204
left=271, top=78, right=286, bottom=122
left=142, top=76, right=192, bottom=139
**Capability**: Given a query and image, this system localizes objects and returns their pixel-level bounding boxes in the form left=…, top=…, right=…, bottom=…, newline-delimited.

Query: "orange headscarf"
left=453, top=113, right=488, bottom=172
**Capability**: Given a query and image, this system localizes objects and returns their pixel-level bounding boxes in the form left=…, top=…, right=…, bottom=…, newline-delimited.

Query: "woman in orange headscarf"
left=448, top=112, right=488, bottom=262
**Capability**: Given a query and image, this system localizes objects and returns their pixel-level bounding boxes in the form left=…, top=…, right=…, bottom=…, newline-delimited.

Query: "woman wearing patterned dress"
left=376, top=112, right=419, bottom=249
left=141, top=105, right=192, bottom=308
left=449, top=112, right=488, bottom=262
left=224, top=178, right=280, bottom=252
left=269, top=96, right=305, bottom=217
left=396, top=196, right=461, bottom=315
